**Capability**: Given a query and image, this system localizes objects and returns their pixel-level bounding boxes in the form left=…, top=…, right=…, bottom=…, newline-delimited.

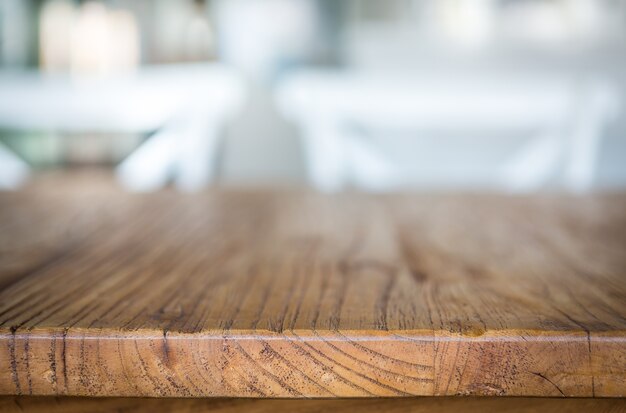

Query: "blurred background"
left=0, top=0, right=625, bottom=192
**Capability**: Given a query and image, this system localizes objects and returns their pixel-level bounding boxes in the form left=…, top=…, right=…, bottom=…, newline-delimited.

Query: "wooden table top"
left=1, top=175, right=625, bottom=398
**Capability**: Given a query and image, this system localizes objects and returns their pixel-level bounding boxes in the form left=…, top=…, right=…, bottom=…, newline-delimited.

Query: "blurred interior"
left=1, top=0, right=625, bottom=192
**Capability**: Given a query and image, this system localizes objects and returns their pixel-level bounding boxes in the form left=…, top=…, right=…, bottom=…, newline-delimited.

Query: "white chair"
left=276, top=70, right=620, bottom=192
left=0, top=64, right=246, bottom=191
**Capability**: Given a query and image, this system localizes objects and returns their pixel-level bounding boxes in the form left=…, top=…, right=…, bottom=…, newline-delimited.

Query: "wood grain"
left=1, top=396, right=625, bottom=413
left=0, top=174, right=625, bottom=397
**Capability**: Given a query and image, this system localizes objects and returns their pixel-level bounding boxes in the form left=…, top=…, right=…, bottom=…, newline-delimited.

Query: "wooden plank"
left=0, top=175, right=625, bottom=397
left=1, top=396, right=625, bottom=413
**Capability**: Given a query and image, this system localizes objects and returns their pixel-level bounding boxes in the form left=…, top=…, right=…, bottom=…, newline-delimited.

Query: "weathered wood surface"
left=0, top=175, right=625, bottom=397
left=1, top=396, right=625, bottom=413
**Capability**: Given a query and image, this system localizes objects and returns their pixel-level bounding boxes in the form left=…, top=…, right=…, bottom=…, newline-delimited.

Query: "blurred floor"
left=1, top=396, right=625, bottom=413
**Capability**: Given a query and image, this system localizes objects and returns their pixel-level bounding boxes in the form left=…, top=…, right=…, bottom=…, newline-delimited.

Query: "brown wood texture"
left=0, top=174, right=625, bottom=397
left=1, top=396, right=625, bottom=413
